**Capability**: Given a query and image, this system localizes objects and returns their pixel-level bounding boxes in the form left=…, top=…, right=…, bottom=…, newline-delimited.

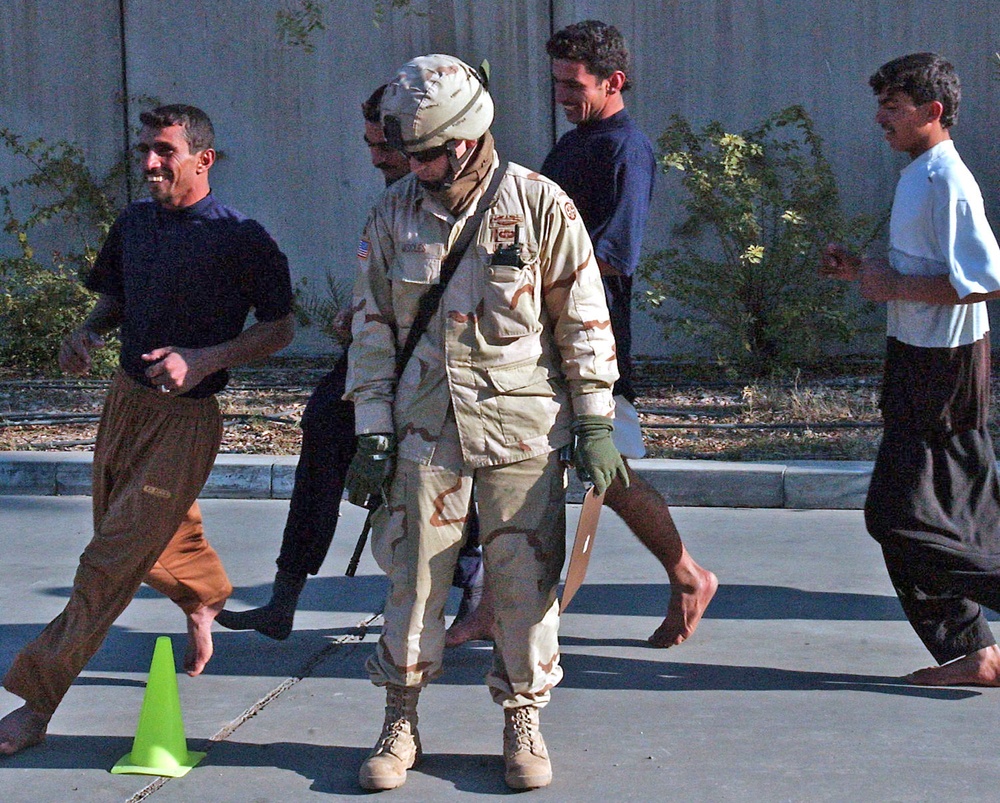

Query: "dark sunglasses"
left=363, top=136, right=399, bottom=154
left=407, top=145, right=450, bottom=163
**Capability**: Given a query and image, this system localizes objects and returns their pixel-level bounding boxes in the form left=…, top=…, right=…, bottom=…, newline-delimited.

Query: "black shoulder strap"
left=395, top=160, right=508, bottom=375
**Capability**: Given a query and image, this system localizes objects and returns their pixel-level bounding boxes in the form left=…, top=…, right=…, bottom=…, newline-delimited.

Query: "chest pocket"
left=392, top=242, right=446, bottom=285
left=480, top=243, right=541, bottom=342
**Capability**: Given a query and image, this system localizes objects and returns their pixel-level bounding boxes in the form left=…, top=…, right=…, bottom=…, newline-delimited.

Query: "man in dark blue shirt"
left=540, top=21, right=717, bottom=649
left=0, top=104, right=294, bottom=756
left=541, top=61, right=653, bottom=405
left=448, top=21, right=716, bottom=651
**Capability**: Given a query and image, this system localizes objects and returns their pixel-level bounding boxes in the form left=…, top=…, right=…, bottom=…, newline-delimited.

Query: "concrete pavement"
left=2, top=490, right=999, bottom=802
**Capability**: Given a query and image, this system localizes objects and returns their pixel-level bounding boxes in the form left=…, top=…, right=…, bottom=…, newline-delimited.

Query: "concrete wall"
left=4, top=0, right=1000, bottom=357
left=0, top=1, right=125, bottom=263
left=0, top=2, right=123, bottom=173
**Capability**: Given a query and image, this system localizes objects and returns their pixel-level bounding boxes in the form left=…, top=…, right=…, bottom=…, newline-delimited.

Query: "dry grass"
left=2, top=358, right=999, bottom=461
left=0, top=366, right=322, bottom=454
left=636, top=373, right=884, bottom=461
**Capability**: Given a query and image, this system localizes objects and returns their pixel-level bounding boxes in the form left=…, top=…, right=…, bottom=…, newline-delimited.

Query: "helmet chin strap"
left=444, top=141, right=465, bottom=187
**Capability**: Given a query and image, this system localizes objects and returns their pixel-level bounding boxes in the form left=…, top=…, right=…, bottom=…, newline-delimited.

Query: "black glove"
left=345, top=433, right=396, bottom=508
left=571, top=415, right=629, bottom=495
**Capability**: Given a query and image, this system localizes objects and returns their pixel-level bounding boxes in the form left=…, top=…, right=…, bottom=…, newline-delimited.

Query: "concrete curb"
left=0, top=451, right=872, bottom=509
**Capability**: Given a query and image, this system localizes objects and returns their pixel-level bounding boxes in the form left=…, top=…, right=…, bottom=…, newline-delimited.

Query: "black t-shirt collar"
left=155, top=191, right=215, bottom=219
left=576, top=108, right=630, bottom=133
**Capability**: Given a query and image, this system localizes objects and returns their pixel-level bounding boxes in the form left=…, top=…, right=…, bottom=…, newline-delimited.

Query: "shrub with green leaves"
left=638, top=105, right=876, bottom=376
left=275, top=0, right=417, bottom=50
left=0, top=129, right=125, bottom=375
left=293, top=267, right=352, bottom=349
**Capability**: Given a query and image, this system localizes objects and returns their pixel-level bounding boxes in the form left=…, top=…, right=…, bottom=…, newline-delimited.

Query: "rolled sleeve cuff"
left=353, top=400, right=395, bottom=436
left=572, top=390, right=616, bottom=419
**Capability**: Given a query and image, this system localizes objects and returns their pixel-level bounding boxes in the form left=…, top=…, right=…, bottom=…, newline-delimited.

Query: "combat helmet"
left=381, top=54, right=494, bottom=154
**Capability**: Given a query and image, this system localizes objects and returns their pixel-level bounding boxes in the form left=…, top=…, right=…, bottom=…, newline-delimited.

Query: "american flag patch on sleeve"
left=357, top=240, right=371, bottom=259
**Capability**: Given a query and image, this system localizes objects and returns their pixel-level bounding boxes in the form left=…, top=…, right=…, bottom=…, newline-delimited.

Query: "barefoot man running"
left=0, top=104, right=294, bottom=754
left=447, top=20, right=717, bottom=649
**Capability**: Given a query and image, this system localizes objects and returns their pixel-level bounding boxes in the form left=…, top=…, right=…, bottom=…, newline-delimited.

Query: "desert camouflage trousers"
left=366, top=416, right=566, bottom=708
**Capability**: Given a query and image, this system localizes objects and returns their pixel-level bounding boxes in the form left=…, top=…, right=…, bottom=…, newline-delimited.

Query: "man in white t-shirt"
left=823, top=52, right=1000, bottom=687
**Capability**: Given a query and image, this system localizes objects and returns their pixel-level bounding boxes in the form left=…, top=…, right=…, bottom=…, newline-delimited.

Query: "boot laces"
left=509, top=708, right=536, bottom=753
left=376, top=716, right=411, bottom=756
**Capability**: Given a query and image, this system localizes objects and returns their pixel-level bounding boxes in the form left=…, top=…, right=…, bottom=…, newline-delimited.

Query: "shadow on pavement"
left=566, top=582, right=909, bottom=620
left=43, top=573, right=391, bottom=615
left=2, top=735, right=509, bottom=795
left=42, top=578, right=915, bottom=620
left=441, top=643, right=979, bottom=700
left=1, top=620, right=974, bottom=701
left=4, top=577, right=985, bottom=704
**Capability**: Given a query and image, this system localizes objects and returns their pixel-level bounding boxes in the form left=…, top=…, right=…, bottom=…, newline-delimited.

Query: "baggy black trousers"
left=866, top=336, right=1000, bottom=664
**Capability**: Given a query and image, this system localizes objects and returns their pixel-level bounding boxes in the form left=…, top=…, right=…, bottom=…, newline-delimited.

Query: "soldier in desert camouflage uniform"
left=344, top=54, right=625, bottom=791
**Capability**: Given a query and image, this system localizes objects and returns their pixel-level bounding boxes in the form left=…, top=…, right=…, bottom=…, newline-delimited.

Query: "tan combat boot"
left=502, top=705, right=552, bottom=789
left=358, top=684, right=422, bottom=791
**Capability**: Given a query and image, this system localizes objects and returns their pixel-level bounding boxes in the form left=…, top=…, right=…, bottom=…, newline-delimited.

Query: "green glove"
left=345, top=433, right=397, bottom=508
left=571, top=415, right=629, bottom=495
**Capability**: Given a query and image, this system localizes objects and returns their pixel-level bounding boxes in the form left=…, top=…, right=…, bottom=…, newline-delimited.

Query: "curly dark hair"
left=546, top=19, right=632, bottom=91
left=139, top=104, right=215, bottom=151
left=869, top=53, right=961, bottom=128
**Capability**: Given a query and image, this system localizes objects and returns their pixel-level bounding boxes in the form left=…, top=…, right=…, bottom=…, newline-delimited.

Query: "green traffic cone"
left=111, top=636, right=206, bottom=777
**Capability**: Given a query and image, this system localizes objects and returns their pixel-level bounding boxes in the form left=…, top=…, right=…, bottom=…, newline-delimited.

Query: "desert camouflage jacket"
left=345, top=155, right=618, bottom=468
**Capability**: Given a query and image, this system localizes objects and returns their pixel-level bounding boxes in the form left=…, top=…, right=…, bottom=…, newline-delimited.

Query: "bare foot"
left=445, top=592, right=495, bottom=647
left=648, top=568, right=718, bottom=648
left=184, top=600, right=225, bottom=676
left=906, top=645, right=1000, bottom=686
left=0, top=705, right=49, bottom=756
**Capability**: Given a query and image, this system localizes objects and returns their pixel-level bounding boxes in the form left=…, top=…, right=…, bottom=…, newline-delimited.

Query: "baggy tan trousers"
left=366, top=419, right=566, bottom=708
left=3, top=371, right=231, bottom=717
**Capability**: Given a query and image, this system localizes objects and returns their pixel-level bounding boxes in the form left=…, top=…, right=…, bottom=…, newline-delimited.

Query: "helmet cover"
left=381, top=54, right=494, bottom=152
